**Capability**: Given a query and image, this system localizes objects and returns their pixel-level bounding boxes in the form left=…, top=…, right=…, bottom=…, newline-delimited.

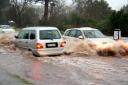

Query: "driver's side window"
left=75, top=30, right=83, bottom=38
left=18, top=31, right=24, bottom=39
left=18, top=30, right=29, bottom=39
left=68, top=30, right=77, bottom=37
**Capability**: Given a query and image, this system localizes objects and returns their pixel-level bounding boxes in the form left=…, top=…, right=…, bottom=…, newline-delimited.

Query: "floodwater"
left=0, top=34, right=128, bottom=85
left=64, top=38, right=128, bottom=57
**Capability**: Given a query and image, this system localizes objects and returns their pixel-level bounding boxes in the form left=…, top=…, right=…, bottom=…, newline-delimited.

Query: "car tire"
left=28, top=49, right=40, bottom=57
left=32, top=52, right=41, bottom=57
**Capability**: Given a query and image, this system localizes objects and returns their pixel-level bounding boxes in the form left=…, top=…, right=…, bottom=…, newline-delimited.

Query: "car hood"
left=87, top=38, right=115, bottom=44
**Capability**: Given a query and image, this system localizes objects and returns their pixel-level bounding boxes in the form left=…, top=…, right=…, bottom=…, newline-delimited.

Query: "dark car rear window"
left=39, top=30, right=61, bottom=40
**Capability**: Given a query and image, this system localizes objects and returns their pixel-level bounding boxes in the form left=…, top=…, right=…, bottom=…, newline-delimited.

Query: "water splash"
left=64, top=40, right=128, bottom=57
left=1, top=34, right=128, bottom=57
left=0, top=33, right=15, bottom=45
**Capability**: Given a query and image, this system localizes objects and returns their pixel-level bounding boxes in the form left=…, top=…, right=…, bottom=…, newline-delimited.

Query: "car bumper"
left=32, top=48, right=64, bottom=56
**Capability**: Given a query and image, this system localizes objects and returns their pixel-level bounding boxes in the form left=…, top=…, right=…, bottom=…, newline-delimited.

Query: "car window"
left=64, top=30, right=71, bottom=36
left=40, top=30, right=61, bottom=40
left=23, top=31, right=29, bottom=39
left=30, top=30, right=35, bottom=40
left=75, top=30, right=83, bottom=38
left=68, top=30, right=77, bottom=37
left=18, top=31, right=24, bottom=39
left=84, top=30, right=105, bottom=38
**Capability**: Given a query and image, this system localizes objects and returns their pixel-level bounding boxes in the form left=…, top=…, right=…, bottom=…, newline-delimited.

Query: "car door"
left=74, top=30, right=84, bottom=41
left=63, top=29, right=71, bottom=38
left=27, top=30, right=36, bottom=50
left=16, top=30, right=29, bottom=49
left=68, top=30, right=77, bottom=40
left=22, top=30, right=30, bottom=49
left=65, top=30, right=77, bottom=44
left=64, top=30, right=78, bottom=49
left=15, top=31, right=24, bottom=47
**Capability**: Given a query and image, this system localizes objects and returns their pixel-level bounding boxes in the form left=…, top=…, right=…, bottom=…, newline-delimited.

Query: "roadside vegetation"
left=0, top=0, right=128, bottom=36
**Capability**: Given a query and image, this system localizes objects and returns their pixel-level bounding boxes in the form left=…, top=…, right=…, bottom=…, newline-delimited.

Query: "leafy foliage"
left=0, top=0, right=9, bottom=9
left=108, top=10, right=128, bottom=36
left=0, top=0, right=9, bottom=24
left=0, top=0, right=128, bottom=36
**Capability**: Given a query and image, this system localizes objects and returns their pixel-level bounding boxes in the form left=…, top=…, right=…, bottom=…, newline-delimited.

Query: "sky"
left=67, top=0, right=128, bottom=10
left=106, top=0, right=128, bottom=10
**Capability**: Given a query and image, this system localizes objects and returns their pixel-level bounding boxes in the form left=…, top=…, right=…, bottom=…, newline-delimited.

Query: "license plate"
left=47, top=44, right=56, bottom=47
left=46, top=43, right=58, bottom=48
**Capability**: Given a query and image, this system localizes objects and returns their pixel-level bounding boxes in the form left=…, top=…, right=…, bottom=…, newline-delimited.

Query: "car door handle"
left=25, top=42, right=28, bottom=43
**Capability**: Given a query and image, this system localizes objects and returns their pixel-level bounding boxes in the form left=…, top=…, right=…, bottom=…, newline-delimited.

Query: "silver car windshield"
left=40, top=30, right=61, bottom=40
left=84, top=30, right=106, bottom=38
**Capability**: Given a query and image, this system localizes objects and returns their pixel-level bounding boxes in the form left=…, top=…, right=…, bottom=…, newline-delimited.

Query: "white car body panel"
left=63, top=27, right=115, bottom=45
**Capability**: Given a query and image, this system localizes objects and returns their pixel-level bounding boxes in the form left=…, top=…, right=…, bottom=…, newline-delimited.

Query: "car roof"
left=79, top=27, right=97, bottom=30
left=23, top=27, right=58, bottom=30
left=68, top=27, right=98, bottom=31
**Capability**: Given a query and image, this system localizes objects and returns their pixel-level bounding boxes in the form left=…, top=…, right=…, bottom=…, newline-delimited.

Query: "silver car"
left=15, top=27, right=65, bottom=57
left=0, top=25, right=15, bottom=33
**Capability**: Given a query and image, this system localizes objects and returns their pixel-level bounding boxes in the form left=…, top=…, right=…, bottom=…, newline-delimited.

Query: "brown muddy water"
left=64, top=39, right=128, bottom=57
left=0, top=34, right=128, bottom=57
left=0, top=34, right=128, bottom=85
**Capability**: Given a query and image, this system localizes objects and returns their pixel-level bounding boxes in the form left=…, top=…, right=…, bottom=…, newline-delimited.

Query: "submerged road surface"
left=0, top=46, right=128, bottom=85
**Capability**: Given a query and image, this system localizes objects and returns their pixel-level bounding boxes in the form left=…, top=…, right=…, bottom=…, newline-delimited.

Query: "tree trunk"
left=43, top=0, right=49, bottom=22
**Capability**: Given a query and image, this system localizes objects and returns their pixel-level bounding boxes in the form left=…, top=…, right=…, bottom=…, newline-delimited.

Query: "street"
left=0, top=0, right=128, bottom=84
left=0, top=44, right=128, bottom=85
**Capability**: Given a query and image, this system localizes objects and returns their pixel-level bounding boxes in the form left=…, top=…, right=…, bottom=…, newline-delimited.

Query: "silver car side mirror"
left=15, top=35, right=18, bottom=39
left=78, top=36, right=84, bottom=39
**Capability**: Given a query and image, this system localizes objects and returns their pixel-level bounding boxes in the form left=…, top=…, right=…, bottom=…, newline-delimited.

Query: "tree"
left=34, top=0, right=57, bottom=24
left=69, top=0, right=112, bottom=30
left=0, top=0, right=9, bottom=24
left=20, top=7, right=40, bottom=27
left=8, top=0, right=40, bottom=27
left=49, top=0, right=66, bottom=24
left=9, top=0, right=28, bottom=26
left=108, top=10, right=128, bottom=36
left=0, top=0, right=9, bottom=9
left=73, top=0, right=111, bottom=20
left=122, top=5, right=128, bottom=13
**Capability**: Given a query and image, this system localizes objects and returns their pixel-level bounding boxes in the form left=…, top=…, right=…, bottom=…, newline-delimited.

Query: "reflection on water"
left=23, top=57, right=42, bottom=85
left=32, top=60, right=42, bottom=80
left=31, top=59, right=42, bottom=85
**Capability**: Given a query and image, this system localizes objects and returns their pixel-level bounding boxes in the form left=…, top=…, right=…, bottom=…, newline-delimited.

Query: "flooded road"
left=0, top=33, right=128, bottom=85
left=0, top=45, right=128, bottom=85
